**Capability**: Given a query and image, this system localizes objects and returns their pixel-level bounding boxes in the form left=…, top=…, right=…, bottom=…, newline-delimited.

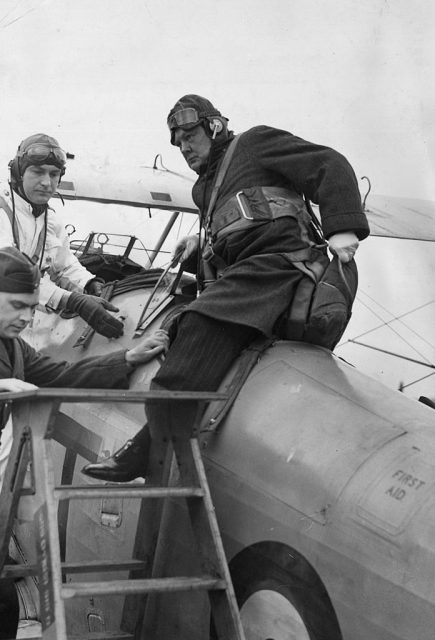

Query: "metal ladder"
left=0, top=388, right=246, bottom=640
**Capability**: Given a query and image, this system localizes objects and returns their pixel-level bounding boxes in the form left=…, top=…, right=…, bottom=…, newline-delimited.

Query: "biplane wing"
left=56, top=160, right=198, bottom=213
left=364, top=194, right=435, bottom=241
left=58, top=159, right=435, bottom=242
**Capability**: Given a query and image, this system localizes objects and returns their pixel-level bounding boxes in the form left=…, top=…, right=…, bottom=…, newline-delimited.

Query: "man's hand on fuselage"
left=125, top=329, right=169, bottom=365
left=0, top=378, right=38, bottom=392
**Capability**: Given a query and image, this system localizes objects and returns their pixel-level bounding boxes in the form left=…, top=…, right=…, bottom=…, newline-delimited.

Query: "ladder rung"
left=1, top=563, right=37, bottom=578
left=54, top=485, right=204, bottom=500
left=70, top=633, right=134, bottom=640
left=62, top=576, right=227, bottom=599
left=61, top=559, right=147, bottom=574
left=1, top=559, right=146, bottom=579
left=22, top=633, right=134, bottom=640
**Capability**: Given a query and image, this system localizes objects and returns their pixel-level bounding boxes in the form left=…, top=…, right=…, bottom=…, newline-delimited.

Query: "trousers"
left=133, top=310, right=259, bottom=456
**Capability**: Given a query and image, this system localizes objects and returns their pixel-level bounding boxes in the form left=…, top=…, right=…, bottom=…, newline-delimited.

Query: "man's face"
left=22, top=164, right=62, bottom=205
left=0, top=290, right=39, bottom=339
left=173, top=125, right=212, bottom=173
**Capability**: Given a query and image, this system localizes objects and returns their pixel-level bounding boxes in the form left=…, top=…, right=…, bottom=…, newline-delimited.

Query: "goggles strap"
left=19, top=144, right=66, bottom=165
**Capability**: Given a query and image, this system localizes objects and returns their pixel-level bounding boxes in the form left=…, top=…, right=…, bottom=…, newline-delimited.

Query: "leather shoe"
left=81, top=437, right=148, bottom=482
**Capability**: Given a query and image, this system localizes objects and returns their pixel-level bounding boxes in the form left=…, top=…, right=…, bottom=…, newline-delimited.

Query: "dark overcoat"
left=185, top=125, right=370, bottom=335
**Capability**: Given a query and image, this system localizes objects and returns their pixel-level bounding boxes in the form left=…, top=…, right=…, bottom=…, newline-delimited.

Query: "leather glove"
left=328, top=232, right=359, bottom=263
left=65, top=292, right=124, bottom=338
left=85, top=277, right=105, bottom=296
left=171, top=235, right=200, bottom=265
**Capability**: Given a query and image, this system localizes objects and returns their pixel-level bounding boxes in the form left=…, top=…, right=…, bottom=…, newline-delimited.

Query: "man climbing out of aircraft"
left=0, top=245, right=169, bottom=640
left=82, top=94, right=370, bottom=483
left=0, top=133, right=124, bottom=339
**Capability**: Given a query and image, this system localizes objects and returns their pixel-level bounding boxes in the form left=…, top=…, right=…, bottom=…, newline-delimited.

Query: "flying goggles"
left=18, top=143, right=67, bottom=166
left=167, top=107, right=215, bottom=131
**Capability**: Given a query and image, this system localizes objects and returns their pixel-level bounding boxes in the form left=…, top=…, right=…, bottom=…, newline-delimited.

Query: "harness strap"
left=289, top=252, right=329, bottom=283
left=0, top=195, right=46, bottom=264
left=31, top=220, right=47, bottom=265
left=202, top=245, right=328, bottom=289
left=204, top=135, right=242, bottom=233
left=199, top=135, right=242, bottom=287
left=0, top=196, right=20, bottom=250
left=210, top=186, right=309, bottom=242
left=283, top=277, right=316, bottom=340
left=201, top=336, right=274, bottom=433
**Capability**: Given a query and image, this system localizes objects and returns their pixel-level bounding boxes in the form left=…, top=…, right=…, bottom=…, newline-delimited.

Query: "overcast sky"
left=1, top=0, right=434, bottom=395
left=1, top=0, right=434, bottom=199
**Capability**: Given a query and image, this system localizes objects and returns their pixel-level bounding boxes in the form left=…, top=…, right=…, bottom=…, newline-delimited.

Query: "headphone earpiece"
left=207, top=117, right=224, bottom=138
left=8, top=158, right=20, bottom=188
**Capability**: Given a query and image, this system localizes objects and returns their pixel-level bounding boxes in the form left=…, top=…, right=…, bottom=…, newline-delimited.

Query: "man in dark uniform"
left=0, top=246, right=168, bottom=640
left=82, top=94, right=370, bottom=483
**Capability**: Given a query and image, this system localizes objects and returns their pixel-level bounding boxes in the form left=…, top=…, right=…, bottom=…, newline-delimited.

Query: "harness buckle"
left=203, top=236, right=214, bottom=259
left=235, top=191, right=254, bottom=220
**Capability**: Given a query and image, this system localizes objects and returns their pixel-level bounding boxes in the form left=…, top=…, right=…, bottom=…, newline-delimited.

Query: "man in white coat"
left=0, top=133, right=124, bottom=339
